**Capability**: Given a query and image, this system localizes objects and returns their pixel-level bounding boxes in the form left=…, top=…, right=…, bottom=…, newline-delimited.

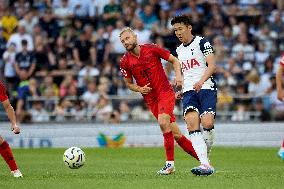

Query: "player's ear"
left=188, top=25, right=192, bottom=31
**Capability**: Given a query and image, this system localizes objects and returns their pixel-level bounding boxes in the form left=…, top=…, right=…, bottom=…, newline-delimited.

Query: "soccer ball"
left=63, top=147, right=86, bottom=169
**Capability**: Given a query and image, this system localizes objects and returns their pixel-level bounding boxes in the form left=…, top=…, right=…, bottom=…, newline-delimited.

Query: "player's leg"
left=201, top=114, right=215, bottom=156
left=183, top=91, right=213, bottom=175
left=170, top=121, right=199, bottom=160
left=147, top=100, right=175, bottom=175
left=157, top=113, right=176, bottom=175
left=0, top=136, right=22, bottom=177
left=199, top=89, right=217, bottom=156
left=184, top=111, right=210, bottom=166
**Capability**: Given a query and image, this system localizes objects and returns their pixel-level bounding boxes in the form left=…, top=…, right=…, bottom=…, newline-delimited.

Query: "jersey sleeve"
left=151, top=44, right=171, bottom=61
left=199, top=37, right=214, bottom=57
left=0, top=82, right=8, bottom=102
left=119, top=55, right=132, bottom=79
left=280, top=54, right=284, bottom=67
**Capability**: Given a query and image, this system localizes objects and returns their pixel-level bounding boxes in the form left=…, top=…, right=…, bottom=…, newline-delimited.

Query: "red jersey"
left=0, top=81, right=8, bottom=102
left=280, top=53, right=284, bottom=67
left=120, top=44, right=173, bottom=98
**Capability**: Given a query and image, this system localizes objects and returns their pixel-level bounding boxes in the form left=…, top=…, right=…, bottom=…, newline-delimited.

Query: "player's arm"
left=194, top=38, right=217, bottom=92
left=201, top=54, right=217, bottom=84
left=168, top=54, right=183, bottom=89
left=2, top=99, right=20, bottom=134
left=124, top=77, right=152, bottom=95
left=276, top=64, right=284, bottom=101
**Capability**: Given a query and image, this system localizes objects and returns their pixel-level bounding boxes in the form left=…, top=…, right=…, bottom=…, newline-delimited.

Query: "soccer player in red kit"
left=119, top=27, right=198, bottom=175
left=0, top=81, right=23, bottom=177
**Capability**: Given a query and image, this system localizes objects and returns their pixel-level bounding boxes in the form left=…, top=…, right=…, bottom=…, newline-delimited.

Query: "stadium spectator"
left=7, top=24, right=34, bottom=52
left=14, top=39, right=36, bottom=80
left=118, top=101, right=130, bottom=122
left=93, top=95, right=113, bottom=122
left=28, top=100, right=50, bottom=122
left=0, top=7, right=18, bottom=40
left=18, top=10, right=38, bottom=35
left=139, top=4, right=158, bottom=30
left=0, top=0, right=283, bottom=123
left=82, top=80, right=100, bottom=109
left=2, top=43, right=17, bottom=92
left=72, top=30, right=96, bottom=68
left=102, top=0, right=122, bottom=27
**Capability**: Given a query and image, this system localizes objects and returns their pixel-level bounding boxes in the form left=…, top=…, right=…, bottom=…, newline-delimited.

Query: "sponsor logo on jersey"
left=181, top=58, right=201, bottom=72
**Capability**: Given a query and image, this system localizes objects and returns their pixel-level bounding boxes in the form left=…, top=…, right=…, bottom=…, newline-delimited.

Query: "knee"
left=158, top=117, right=169, bottom=127
left=158, top=118, right=170, bottom=132
left=201, top=118, right=214, bottom=129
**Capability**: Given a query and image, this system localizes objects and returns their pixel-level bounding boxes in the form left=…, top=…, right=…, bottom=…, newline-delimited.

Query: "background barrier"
left=0, top=122, right=283, bottom=148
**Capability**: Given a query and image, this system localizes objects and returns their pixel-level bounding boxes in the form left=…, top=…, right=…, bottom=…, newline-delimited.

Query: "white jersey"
left=176, top=36, right=216, bottom=92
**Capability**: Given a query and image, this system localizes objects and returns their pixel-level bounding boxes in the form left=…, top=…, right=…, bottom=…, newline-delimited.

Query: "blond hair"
left=119, top=27, right=135, bottom=38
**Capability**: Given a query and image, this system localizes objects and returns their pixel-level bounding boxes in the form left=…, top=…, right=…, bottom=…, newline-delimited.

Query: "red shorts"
left=144, top=91, right=176, bottom=123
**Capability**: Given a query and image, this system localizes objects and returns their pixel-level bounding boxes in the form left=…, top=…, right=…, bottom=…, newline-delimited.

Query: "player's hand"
left=140, top=83, right=152, bottom=95
left=175, top=91, right=183, bottom=100
left=193, top=80, right=204, bottom=93
left=11, top=125, right=20, bottom=134
left=173, top=75, right=183, bottom=88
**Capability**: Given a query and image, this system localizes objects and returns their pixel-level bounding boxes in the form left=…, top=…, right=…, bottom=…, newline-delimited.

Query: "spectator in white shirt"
left=7, top=24, right=34, bottom=53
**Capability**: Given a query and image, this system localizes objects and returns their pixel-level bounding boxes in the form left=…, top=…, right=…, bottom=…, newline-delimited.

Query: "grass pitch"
left=0, top=147, right=283, bottom=189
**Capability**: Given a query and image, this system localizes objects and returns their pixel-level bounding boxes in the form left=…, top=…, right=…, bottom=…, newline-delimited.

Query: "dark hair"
left=170, top=15, right=192, bottom=26
left=21, top=39, right=28, bottom=46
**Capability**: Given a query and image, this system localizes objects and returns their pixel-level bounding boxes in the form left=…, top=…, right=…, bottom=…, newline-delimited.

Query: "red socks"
left=163, top=132, right=174, bottom=161
left=177, top=135, right=199, bottom=160
left=282, top=140, right=284, bottom=148
left=0, top=141, right=18, bottom=171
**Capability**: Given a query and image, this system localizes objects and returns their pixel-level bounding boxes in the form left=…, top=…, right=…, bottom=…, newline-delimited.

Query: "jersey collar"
left=183, top=36, right=195, bottom=47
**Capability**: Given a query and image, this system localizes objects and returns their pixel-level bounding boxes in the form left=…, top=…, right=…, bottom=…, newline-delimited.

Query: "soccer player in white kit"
left=171, top=15, right=216, bottom=176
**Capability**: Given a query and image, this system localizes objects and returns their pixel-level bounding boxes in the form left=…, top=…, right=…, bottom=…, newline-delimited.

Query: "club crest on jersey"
left=181, top=58, right=201, bottom=72
left=204, top=42, right=212, bottom=49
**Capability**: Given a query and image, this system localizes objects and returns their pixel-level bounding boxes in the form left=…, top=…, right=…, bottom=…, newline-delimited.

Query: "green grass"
left=0, top=147, right=283, bottom=189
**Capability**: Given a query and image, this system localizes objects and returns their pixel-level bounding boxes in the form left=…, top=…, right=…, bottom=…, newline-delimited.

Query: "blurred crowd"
left=0, top=0, right=284, bottom=123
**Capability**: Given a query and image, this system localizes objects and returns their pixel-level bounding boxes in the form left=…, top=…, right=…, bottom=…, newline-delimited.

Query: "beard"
left=126, top=42, right=137, bottom=51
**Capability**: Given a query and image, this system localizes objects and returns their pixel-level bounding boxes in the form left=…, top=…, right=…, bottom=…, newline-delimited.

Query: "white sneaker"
left=157, top=163, right=175, bottom=175
left=11, top=169, right=23, bottom=178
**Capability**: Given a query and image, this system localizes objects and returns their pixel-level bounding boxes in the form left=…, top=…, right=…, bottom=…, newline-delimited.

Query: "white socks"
left=203, top=128, right=215, bottom=156
left=189, top=131, right=210, bottom=166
